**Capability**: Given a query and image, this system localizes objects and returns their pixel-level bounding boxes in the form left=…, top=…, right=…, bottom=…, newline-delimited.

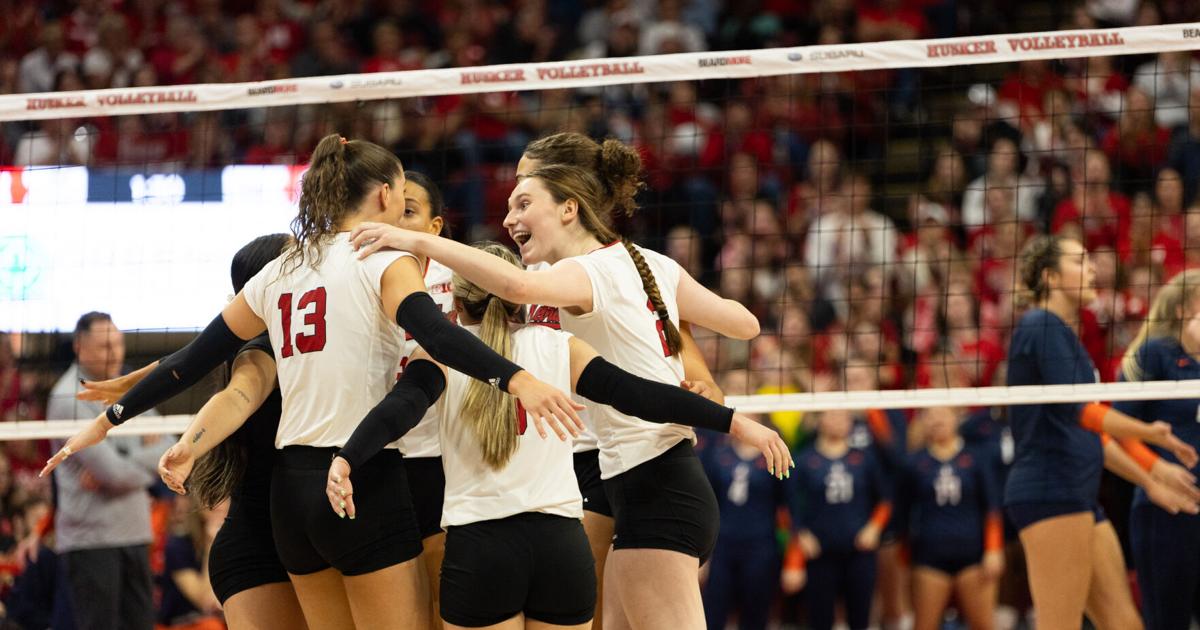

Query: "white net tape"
left=3, top=23, right=1199, bottom=121
left=11, top=378, right=1200, bottom=440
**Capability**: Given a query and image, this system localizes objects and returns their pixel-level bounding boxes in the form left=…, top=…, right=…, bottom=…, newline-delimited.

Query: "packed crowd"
left=2, top=0, right=1200, bottom=628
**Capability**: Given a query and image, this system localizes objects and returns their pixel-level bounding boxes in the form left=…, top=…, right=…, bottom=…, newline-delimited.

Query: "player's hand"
left=982, top=549, right=1005, bottom=580
left=41, top=414, right=114, bottom=477
left=780, top=568, right=807, bottom=594
left=13, top=533, right=40, bottom=571
left=1145, top=479, right=1200, bottom=515
left=76, top=368, right=150, bottom=405
left=1150, top=459, right=1200, bottom=503
left=855, top=523, right=882, bottom=551
left=1147, top=421, right=1200, bottom=469
left=681, top=379, right=722, bottom=404
left=350, top=222, right=424, bottom=259
left=327, top=456, right=356, bottom=519
left=158, top=442, right=196, bottom=495
left=507, top=371, right=585, bottom=441
left=797, top=531, right=821, bottom=560
left=729, top=414, right=794, bottom=479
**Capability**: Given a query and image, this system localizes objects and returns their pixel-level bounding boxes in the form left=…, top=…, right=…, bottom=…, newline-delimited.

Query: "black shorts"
left=209, top=492, right=290, bottom=603
left=1006, top=501, right=1095, bottom=532
left=440, top=513, right=595, bottom=627
left=573, top=449, right=613, bottom=518
left=406, top=456, right=446, bottom=539
left=913, top=548, right=981, bottom=576
left=270, top=446, right=422, bottom=576
left=603, top=439, right=719, bottom=561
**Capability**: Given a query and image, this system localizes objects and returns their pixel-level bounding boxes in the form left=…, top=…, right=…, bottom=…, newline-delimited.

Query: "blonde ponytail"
left=453, top=242, right=526, bottom=470
left=1121, top=268, right=1200, bottom=382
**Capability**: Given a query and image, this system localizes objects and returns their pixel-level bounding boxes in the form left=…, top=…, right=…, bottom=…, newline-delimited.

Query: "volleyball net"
left=3, top=22, right=1200, bottom=439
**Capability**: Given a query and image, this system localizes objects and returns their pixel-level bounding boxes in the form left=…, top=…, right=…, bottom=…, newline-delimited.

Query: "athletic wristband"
left=1079, top=402, right=1109, bottom=433
left=338, top=359, right=446, bottom=471
left=868, top=502, right=893, bottom=529
left=1118, top=437, right=1160, bottom=472
left=984, top=512, right=1004, bottom=552
left=107, top=315, right=245, bottom=425
left=575, top=356, right=734, bottom=432
left=396, top=292, right=521, bottom=392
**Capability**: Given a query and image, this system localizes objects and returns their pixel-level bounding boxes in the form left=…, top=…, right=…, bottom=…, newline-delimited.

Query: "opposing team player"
left=782, top=409, right=891, bottom=630
left=323, top=242, right=789, bottom=629
left=349, top=157, right=762, bottom=628
left=44, top=135, right=584, bottom=630
left=1117, top=269, right=1200, bottom=630
left=1005, top=235, right=1200, bottom=630
left=897, top=405, right=1003, bottom=630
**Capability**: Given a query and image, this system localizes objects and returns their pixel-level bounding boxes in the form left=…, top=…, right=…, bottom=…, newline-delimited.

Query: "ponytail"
left=453, top=242, right=526, bottom=470
left=287, top=134, right=402, bottom=271
left=1121, top=268, right=1200, bottom=382
left=622, top=241, right=682, bottom=356
left=187, top=441, right=246, bottom=509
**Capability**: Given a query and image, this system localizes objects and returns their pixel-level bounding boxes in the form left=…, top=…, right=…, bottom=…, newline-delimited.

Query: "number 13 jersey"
left=243, top=234, right=415, bottom=449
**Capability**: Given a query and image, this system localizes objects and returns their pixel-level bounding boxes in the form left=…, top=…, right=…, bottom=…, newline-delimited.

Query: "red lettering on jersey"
left=277, top=287, right=328, bottom=357
left=528, top=304, right=561, bottom=330
left=646, top=300, right=671, bottom=356
left=516, top=399, right=528, bottom=435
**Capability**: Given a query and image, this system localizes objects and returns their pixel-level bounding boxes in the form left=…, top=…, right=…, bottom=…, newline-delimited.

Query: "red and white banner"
left=0, top=22, right=1197, bottom=122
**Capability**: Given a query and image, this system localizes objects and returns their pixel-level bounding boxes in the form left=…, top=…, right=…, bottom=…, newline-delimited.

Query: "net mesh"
left=1, top=22, right=1199, bottom=441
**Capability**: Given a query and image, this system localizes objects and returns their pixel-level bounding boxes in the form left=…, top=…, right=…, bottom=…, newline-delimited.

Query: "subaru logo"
left=787, top=52, right=803, bottom=61
left=330, top=80, right=344, bottom=89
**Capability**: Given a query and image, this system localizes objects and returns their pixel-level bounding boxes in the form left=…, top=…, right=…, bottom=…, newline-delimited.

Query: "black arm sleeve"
left=106, top=315, right=247, bottom=425
left=574, top=356, right=734, bottom=433
left=396, top=292, right=522, bottom=392
left=337, top=359, right=446, bottom=470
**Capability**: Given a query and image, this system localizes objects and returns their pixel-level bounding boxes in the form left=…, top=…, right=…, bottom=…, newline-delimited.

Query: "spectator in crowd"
left=1100, top=86, right=1171, bottom=192
left=80, top=13, right=144, bottom=90
left=46, top=312, right=171, bottom=630
left=962, top=136, right=1043, bottom=227
left=17, top=20, right=79, bottom=94
left=1168, top=86, right=1200, bottom=207
left=1133, top=51, right=1200, bottom=130
left=805, top=172, right=897, bottom=319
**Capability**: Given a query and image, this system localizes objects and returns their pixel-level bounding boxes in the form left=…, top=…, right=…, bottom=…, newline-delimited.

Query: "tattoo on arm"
left=233, top=388, right=251, bottom=405
left=191, top=428, right=205, bottom=444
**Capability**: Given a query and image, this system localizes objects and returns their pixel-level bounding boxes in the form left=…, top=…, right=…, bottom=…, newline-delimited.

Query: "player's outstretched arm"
left=566, top=336, right=793, bottom=477
left=43, top=298, right=265, bottom=476
left=159, top=348, right=276, bottom=494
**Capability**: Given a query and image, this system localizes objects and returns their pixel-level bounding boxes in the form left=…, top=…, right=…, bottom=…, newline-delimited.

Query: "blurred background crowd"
left=2, top=0, right=1200, bottom=628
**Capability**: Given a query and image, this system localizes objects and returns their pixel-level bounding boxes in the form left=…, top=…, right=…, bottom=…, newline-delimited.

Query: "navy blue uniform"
left=849, top=408, right=908, bottom=538
left=793, top=446, right=889, bottom=630
left=700, top=436, right=789, bottom=630
left=899, top=444, right=1002, bottom=575
left=1114, top=337, right=1200, bottom=630
left=1004, top=309, right=1104, bottom=527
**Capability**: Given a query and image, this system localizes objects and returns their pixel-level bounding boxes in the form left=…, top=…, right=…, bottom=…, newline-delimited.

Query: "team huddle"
left=38, top=131, right=1200, bottom=630
left=41, top=132, right=789, bottom=630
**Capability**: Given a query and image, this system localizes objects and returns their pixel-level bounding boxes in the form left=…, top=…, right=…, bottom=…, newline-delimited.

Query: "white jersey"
left=439, top=325, right=582, bottom=527
left=560, top=242, right=693, bottom=478
left=527, top=261, right=597, bottom=454
left=242, top=233, right=414, bottom=448
left=398, top=259, right=455, bottom=458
